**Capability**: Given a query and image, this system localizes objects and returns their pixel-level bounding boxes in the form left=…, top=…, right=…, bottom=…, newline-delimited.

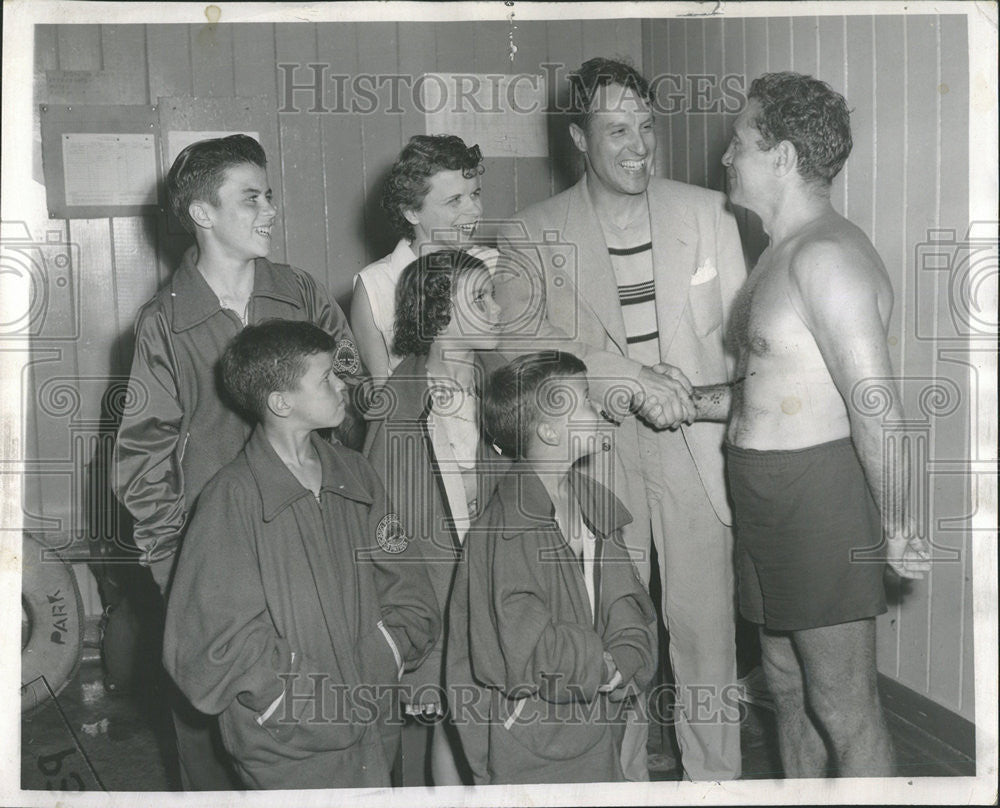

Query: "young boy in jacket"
left=163, top=320, right=440, bottom=789
left=112, top=134, right=362, bottom=789
left=449, top=351, right=658, bottom=784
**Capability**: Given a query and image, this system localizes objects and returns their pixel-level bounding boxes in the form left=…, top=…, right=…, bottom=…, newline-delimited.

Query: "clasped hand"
left=634, top=363, right=695, bottom=429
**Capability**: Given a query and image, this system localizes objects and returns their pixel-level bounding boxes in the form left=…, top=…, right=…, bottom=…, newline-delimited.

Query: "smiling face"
left=721, top=99, right=776, bottom=212
left=405, top=168, right=483, bottom=249
left=571, top=83, right=656, bottom=198
left=197, top=162, right=277, bottom=261
left=283, top=350, right=347, bottom=431
left=437, top=265, right=502, bottom=350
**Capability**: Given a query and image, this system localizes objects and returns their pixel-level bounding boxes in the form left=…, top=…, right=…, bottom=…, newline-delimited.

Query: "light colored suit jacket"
left=496, top=175, right=746, bottom=528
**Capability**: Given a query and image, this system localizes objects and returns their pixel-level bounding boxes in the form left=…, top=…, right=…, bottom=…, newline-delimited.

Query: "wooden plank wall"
left=642, top=15, right=973, bottom=720
left=27, top=20, right=641, bottom=614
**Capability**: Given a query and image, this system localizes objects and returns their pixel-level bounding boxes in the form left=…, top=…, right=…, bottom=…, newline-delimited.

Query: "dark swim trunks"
left=726, top=437, right=887, bottom=631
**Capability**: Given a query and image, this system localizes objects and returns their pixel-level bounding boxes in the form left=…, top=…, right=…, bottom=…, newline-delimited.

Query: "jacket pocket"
left=496, top=692, right=608, bottom=761
left=689, top=273, right=723, bottom=336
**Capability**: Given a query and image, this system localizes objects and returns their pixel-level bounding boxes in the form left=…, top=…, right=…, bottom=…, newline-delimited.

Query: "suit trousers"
left=638, top=424, right=741, bottom=781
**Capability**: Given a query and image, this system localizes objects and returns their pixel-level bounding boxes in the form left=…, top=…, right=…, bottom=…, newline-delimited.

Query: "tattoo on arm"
left=691, top=377, right=744, bottom=422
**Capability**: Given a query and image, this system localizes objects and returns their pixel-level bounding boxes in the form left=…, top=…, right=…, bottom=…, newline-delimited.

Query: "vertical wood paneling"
left=145, top=25, right=192, bottom=100
left=665, top=20, right=690, bottom=183
left=57, top=24, right=102, bottom=71
left=873, top=17, right=907, bottom=379
left=646, top=18, right=670, bottom=178
left=318, top=20, right=367, bottom=299
left=545, top=20, right=585, bottom=193
left=766, top=17, right=794, bottom=73
left=356, top=23, right=405, bottom=268
left=35, top=25, right=59, bottom=71
left=510, top=19, right=550, bottom=211
left=741, top=18, right=770, bottom=261
left=933, top=19, right=972, bottom=722
left=190, top=21, right=235, bottom=97
left=961, top=535, right=974, bottom=716
left=791, top=16, right=819, bottom=77
left=232, top=24, right=278, bottom=98
left=845, top=16, right=875, bottom=240
left=476, top=22, right=517, bottom=225
left=687, top=21, right=708, bottom=189
left=146, top=24, right=194, bottom=285
left=274, top=24, right=327, bottom=286
left=901, top=16, right=942, bottom=698
left=101, top=25, right=149, bottom=105
left=872, top=14, right=907, bottom=678
left=703, top=18, right=728, bottom=193
left=940, top=15, right=972, bottom=720
left=818, top=17, right=847, bottom=213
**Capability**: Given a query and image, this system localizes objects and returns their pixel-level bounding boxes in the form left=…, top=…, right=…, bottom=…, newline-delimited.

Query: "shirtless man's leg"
left=759, top=629, right=827, bottom=777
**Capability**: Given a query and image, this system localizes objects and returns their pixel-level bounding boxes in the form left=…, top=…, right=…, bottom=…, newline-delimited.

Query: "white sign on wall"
left=421, top=73, right=548, bottom=158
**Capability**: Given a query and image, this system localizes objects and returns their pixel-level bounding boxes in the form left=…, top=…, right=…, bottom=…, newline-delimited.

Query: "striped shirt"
left=610, top=241, right=660, bottom=366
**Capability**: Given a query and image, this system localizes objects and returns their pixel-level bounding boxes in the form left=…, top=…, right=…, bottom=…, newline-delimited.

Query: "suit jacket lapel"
left=648, top=181, right=699, bottom=353
left=562, top=178, right=630, bottom=354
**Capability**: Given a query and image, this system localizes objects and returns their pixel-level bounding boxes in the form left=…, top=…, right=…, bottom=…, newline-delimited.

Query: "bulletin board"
left=39, top=104, right=162, bottom=219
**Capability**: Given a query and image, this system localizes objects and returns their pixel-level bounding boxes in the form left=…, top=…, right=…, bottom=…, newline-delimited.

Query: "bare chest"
left=729, top=253, right=811, bottom=360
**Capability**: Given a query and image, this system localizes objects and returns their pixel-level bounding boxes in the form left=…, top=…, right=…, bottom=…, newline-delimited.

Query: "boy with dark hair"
left=163, top=320, right=440, bottom=790
left=448, top=351, right=658, bottom=784
left=112, top=134, right=362, bottom=789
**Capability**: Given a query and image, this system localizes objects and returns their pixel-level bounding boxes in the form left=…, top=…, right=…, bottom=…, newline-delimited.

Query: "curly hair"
left=483, top=351, right=588, bottom=459
left=748, top=72, right=853, bottom=186
left=568, top=57, right=653, bottom=132
left=221, top=319, right=337, bottom=421
left=166, top=134, right=267, bottom=233
left=381, top=135, right=485, bottom=241
left=391, top=249, right=488, bottom=357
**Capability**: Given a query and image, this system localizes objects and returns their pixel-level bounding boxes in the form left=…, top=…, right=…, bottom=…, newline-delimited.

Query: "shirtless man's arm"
left=789, top=239, right=930, bottom=580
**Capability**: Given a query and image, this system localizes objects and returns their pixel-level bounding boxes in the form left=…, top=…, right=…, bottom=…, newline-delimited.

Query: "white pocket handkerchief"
left=691, top=258, right=718, bottom=285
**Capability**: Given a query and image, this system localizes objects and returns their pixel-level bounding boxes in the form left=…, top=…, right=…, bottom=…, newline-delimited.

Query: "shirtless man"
left=691, top=72, right=931, bottom=778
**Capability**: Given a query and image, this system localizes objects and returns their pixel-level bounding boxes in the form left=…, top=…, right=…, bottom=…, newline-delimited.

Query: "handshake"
left=632, top=362, right=697, bottom=430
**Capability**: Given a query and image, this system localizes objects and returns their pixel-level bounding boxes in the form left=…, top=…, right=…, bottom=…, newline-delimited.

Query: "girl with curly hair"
left=362, top=248, right=507, bottom=786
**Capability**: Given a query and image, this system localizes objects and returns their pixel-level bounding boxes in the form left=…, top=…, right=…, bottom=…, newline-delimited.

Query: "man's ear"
left=535, top=420, right=560, bottom=448
left=568, top=122, right=588, bottom=155
left=188, top=200, right=213, bottom=231
left=267, top=390, right=291, bottom=419
left=773, top=140, right=798, bottom=178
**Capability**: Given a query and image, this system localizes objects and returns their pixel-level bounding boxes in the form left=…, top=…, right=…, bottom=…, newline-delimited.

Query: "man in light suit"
left=494, top=57, right=746, bottom=781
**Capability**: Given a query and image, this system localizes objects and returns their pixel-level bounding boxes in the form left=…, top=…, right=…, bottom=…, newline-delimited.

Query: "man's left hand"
left=886, top=528, right=931, bottom=579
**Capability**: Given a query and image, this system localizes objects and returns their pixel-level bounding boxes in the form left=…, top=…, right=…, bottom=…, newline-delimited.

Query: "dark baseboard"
left=878, top=674, right=976, bottom=767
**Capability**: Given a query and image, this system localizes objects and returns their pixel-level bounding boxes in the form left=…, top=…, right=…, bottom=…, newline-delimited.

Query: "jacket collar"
left=244, top=426, right=374, bottom=522
left=169, top=246, right=303, bottom=333
left=495, top=464, right=632, bottom=540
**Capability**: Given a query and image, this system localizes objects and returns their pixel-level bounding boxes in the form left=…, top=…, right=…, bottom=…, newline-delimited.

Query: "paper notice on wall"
left=61, top=133, right=158, bottom=206
left=165, top=131, right=261, bottom=167
left=421, top=73, right=548, bottom=158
